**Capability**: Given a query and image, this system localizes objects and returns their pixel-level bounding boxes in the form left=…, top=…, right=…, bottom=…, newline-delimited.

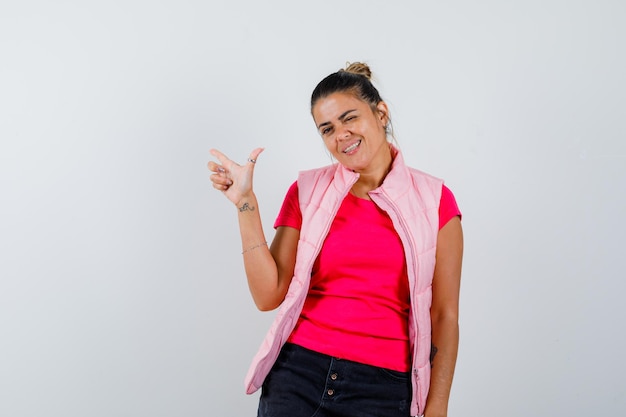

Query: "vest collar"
left=332, top=145, right=411, bottom=200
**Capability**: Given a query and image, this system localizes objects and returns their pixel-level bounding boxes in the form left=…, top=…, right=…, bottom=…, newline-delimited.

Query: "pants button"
left=327, top=389, right=334, bottom=396
left=330, top=373, right=338, bottom=380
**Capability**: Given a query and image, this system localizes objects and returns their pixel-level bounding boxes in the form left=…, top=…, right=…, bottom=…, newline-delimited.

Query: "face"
left=312, top=92, right=390, bottom=174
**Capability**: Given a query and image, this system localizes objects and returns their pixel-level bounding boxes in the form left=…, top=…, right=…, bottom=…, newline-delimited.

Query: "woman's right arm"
left=208, top=149, right=299, bottom=311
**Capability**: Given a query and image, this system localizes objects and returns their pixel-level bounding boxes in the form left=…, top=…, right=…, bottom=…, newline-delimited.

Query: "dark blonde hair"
left=311, top=62, right=383, bottom=112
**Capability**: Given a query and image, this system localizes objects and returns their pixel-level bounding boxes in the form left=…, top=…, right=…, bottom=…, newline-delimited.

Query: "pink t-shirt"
left=274, top=182, right=461, bottom=372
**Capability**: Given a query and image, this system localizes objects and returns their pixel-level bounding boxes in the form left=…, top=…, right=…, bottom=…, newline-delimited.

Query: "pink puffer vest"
left=244, top=148, right=442, bottom=416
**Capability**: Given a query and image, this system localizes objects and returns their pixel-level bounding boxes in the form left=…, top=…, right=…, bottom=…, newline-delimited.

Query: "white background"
left=1, top=1, right=624, bottom=416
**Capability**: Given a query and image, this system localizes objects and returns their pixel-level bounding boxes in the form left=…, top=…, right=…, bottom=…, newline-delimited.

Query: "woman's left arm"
left=424, top=216, right=463, bottom=417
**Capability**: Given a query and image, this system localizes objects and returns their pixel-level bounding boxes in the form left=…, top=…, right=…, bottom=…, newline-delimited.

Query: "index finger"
left=209, top=148, right=231, bottom=165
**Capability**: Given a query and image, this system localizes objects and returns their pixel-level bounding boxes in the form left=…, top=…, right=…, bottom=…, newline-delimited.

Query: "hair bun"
left=342, top=62, right=372, bottom=80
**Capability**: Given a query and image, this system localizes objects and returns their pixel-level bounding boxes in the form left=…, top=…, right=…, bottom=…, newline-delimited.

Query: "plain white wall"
left=1, top=1, right=624, bottom=416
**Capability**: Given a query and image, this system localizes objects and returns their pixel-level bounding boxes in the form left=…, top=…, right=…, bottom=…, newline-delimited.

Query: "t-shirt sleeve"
left=439, top=184, right=462, bottom=230
left=274, top=181, right=302, bottom=230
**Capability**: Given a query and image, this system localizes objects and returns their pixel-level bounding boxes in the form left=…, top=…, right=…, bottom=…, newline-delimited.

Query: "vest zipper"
left=373, top=189, right=421, bottom=416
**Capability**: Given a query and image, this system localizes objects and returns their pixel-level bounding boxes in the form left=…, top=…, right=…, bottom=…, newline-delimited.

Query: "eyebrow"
left=317, top=109, right=357, bottom=130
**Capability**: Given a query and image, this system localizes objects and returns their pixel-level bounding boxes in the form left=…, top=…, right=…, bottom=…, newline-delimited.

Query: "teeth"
left=343, top=140, right=361, bottom=153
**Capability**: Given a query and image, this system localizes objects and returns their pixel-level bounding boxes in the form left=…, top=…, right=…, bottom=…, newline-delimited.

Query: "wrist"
left=241, top=241, right=268, bottom=254
left=236, top=194, right=256, bottom=212
left=424, top=402, right=448, bottom=417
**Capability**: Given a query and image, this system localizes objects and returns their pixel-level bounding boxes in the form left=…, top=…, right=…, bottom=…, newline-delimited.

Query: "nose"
left=335, top=126, right=350, bottom=141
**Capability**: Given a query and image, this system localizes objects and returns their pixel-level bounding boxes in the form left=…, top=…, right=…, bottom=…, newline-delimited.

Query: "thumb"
left=246, top=147, right=265, bottom=165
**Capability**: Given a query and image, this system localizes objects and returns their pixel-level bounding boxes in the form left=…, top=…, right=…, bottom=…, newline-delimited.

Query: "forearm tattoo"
left=238, top=202, right=256, bottom=212
left=430, top=344, right=438, bottom=368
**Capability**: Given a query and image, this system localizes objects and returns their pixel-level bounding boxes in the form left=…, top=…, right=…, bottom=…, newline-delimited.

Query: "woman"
left=208, top=63, right=463, bottom=417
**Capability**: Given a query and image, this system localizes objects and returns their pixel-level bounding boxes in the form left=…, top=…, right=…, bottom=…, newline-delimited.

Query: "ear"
left=376, top=101, right=389, bottom=126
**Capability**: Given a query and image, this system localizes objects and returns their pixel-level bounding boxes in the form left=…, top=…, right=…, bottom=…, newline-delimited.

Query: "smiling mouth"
left=343, top=140, right=362, bottom=153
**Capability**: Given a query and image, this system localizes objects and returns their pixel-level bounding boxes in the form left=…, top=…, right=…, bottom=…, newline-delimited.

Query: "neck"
left=350, top=145, right=394, bottom=199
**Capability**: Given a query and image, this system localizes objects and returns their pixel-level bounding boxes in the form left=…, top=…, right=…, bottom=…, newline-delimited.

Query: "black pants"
left=258, top=343, right=411, bottom=417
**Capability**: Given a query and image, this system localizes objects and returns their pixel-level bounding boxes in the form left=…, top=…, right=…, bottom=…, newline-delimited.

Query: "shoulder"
left=391, top=148, right=443, bottom=188
left=406, top=166, right=443, bottom=186
left=403, top=166, right=445, bottom=205
left=297, top=163, right=338, bottom=197
left=298, top=164, right=337, bottom=181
